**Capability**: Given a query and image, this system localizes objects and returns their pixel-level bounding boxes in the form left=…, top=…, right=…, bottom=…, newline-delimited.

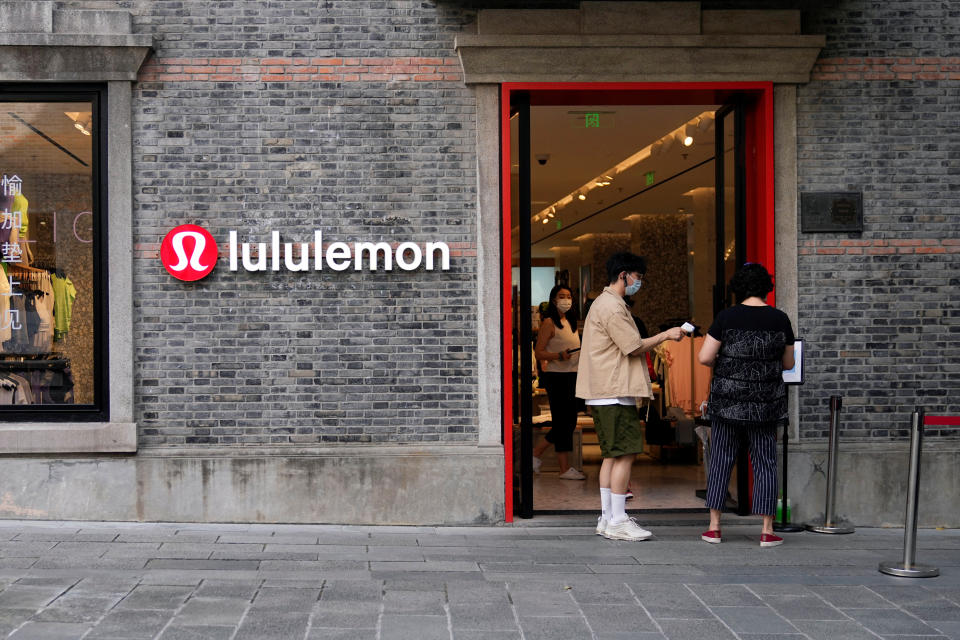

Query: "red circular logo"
left=160, top=224, right=218, bottom=281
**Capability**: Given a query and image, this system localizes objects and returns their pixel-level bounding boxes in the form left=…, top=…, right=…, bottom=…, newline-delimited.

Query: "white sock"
left=610, top=493, right=627, bottom=524
left=600, top=488, right=612, bottom=520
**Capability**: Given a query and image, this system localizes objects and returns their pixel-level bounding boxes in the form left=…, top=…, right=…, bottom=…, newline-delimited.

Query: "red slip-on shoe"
left=760, top=533, right=783, bottom=548
left=701, top=530, right=721, bottom=544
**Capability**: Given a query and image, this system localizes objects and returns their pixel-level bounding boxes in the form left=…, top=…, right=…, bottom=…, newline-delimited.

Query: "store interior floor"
left=532, top=424, right=707, bottom=512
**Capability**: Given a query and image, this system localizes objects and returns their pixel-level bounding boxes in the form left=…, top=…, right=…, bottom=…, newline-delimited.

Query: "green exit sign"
left=645, top=171, right=655, bottom=186
left=573, top=112, right=614, bottom=129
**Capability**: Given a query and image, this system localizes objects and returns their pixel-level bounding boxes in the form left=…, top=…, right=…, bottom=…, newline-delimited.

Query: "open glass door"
left=511, top=92, right=535, bottom=518
left=713, top=99, right=751, bottom=515
left=713, top=101, right=746, bottom=313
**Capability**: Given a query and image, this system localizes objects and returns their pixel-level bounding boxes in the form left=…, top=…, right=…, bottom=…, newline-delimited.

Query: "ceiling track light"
left=530, top=109, right=715, bottom=226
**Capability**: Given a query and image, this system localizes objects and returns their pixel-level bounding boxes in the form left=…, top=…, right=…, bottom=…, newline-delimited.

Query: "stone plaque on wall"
left=800, top=191, right=863, bottom=233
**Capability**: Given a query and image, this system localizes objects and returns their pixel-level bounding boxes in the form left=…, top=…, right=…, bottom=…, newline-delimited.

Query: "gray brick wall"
left=796, top=1, right=960, bottom=440
left=127, top=0, right=489, bottom=446
left=61, top=0, right=959, bottom=448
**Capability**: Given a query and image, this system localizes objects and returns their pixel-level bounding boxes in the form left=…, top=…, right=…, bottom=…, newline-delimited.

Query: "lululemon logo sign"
left=160, top=224, right=218, bottom=281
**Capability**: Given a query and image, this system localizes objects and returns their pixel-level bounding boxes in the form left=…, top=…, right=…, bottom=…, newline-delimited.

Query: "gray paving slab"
left=382, top=589, right=445, bottom=615
left=7, top=621, right=92, bottom=639
left=845, top=607, right=943, bottom=635
left=171, top=597, right=249, bottom=626
left=157, top=625, right=235, bottom=640
left=450, top=631, right=522, bottom=640
left=518, top=615, right=594, bottom=640
left=379, top=614, right=449, bottom=640
left=444, top=582, right=510, bottom=604
left=791, top=619, right=892, bottom=640
left=233, top=611, right=311, bottom=640
left=319, top=580, right=383, bottom=603
left=372, top=560, right=479, bottom=572
left=906, top=602, right=960, bottom=622
left=115, top=585, right=195, bottom=610
left=0, top=610, right=37, bottom=637
left=581, top=603, right=659, bottom=633
left=85, top=610, right=172, bottom=639
left=448, top=602, right=520, bottom=630
left=932, top=621, right=960, bottom=639
left=306, top=628, right=380, bottom=640
left=32, top=595, right=122, bottom=623
left=145, top=559, right=261, bottom=571
left=311, top=608, right=380, bottom=629
left=568, top=583, right=637, bottom=605
left=251, top=586, right=321, bottom=609
left=0, top=586, right=67, bottom=609
left=711, top=605, right=799, bottom=634
left=762, top=594, right=848, bottom=620
left=657, top=618, right=739, bottom=640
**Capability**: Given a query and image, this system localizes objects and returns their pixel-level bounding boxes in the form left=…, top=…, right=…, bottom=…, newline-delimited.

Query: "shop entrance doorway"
left=502, top=84, right=774, bottom=520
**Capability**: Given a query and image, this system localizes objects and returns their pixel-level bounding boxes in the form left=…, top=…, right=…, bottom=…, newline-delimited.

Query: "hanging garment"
left=50, top=274, right=76, bottom=341
left=662, top=337, right=711, bottom=414
left=0, top=266, right=11, bottom=345
left=6, top=372, right=34, bottom=405
left=24, top=291, right=52, bottom=354
left=3, top=290, right=30, bottom=353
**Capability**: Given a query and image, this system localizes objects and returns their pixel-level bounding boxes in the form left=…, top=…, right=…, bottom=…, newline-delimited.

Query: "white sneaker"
left=558, top=467, right=586, bottom=480
left=604, top=517, right=653, bottom=541
left=596, top=516, right=608, bottom=536
left=532, top=456, right=542, bottom=473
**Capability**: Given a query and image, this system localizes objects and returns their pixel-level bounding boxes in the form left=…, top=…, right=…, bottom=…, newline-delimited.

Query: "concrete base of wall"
left=0, top=445, right=505, bottom=525
left=785, top=442, right=960, bottom=528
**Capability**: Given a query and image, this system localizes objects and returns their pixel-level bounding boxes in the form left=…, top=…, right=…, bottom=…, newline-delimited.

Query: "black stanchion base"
left=773, top=522, right=806, bottom=533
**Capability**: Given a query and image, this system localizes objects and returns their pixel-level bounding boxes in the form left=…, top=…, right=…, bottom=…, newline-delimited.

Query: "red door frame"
left=500, top=82, right=775, bottom=521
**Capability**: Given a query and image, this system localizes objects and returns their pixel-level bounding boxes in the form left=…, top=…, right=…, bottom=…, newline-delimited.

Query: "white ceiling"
left=512, top=104, right=733, bottom=258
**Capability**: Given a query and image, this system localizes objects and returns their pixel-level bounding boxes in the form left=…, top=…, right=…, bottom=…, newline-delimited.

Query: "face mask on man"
left=556, top=299, right=572, bottom=314
left=624, top=274, right=643, bottom=296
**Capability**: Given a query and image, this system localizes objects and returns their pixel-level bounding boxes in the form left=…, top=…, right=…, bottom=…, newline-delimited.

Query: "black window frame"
left=0, top=83, right=109, bottom=422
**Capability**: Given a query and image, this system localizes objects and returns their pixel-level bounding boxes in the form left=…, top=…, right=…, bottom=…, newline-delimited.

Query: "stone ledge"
left=0, top=34, right=152, bottom=47
left=0, top=448, right=505, bottom=524
left=0, top=44, right=154, bottom=82
left=456, top=34, right=825, bottom=84
left=136, top=443, right=504, bottom=458
left=0, top=422, right=136, bottom=454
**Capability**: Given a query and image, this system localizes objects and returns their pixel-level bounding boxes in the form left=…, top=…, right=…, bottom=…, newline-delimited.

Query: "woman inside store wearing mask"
left=533, top=284, right=586, bottom=480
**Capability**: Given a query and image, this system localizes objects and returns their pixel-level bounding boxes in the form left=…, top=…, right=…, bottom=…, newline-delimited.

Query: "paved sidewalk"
left=0, top=517, right=956, bottom=639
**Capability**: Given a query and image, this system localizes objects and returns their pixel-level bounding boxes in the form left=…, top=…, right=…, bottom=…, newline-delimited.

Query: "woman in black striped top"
left=697, top=263, right=795, bottom=548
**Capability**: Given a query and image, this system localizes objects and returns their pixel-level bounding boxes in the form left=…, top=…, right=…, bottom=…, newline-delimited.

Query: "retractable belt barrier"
left=805, top=395, right=855, bottom=534
left=879, top=408, right=940, bottom=578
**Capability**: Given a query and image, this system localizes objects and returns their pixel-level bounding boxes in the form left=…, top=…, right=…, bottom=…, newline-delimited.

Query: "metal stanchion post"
left=774, top=422, right=804, bottom=533
left=805, top=396, right=855, bottom=534
left=879, top=408, right=939, bottom=578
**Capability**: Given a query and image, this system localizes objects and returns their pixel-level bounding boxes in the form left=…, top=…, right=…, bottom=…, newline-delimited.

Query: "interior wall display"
left=800, top=192, right=863, bottom=233
left=783, top=338, right=804, bottom=385
left=0, top=100, right=96, bottom=406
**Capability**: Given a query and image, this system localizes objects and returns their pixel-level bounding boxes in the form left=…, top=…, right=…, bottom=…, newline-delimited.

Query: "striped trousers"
left=705, top=420, right=778, bottom=516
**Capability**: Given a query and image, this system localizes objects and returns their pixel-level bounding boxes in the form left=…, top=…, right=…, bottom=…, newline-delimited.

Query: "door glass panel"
left=721, top=108, right=737, bottom=304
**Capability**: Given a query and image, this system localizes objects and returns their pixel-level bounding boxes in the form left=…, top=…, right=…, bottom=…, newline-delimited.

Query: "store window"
left=0, top=88, right=106, bottom=420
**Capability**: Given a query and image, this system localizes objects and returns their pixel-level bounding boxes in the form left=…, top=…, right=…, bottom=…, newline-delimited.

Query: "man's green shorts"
left=591, top=404, right=644, bottom=458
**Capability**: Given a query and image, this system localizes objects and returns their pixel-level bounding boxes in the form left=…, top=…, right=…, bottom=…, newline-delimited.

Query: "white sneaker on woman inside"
left=558, top=467, right=586, bottom=480
left=604, top=517, right=652, bottom=541
left=532, top=456, right=542, bottom=473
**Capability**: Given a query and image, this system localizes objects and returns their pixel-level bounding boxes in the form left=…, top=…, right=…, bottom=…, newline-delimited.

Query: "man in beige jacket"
left=577, top=252, right=684, bottom=541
